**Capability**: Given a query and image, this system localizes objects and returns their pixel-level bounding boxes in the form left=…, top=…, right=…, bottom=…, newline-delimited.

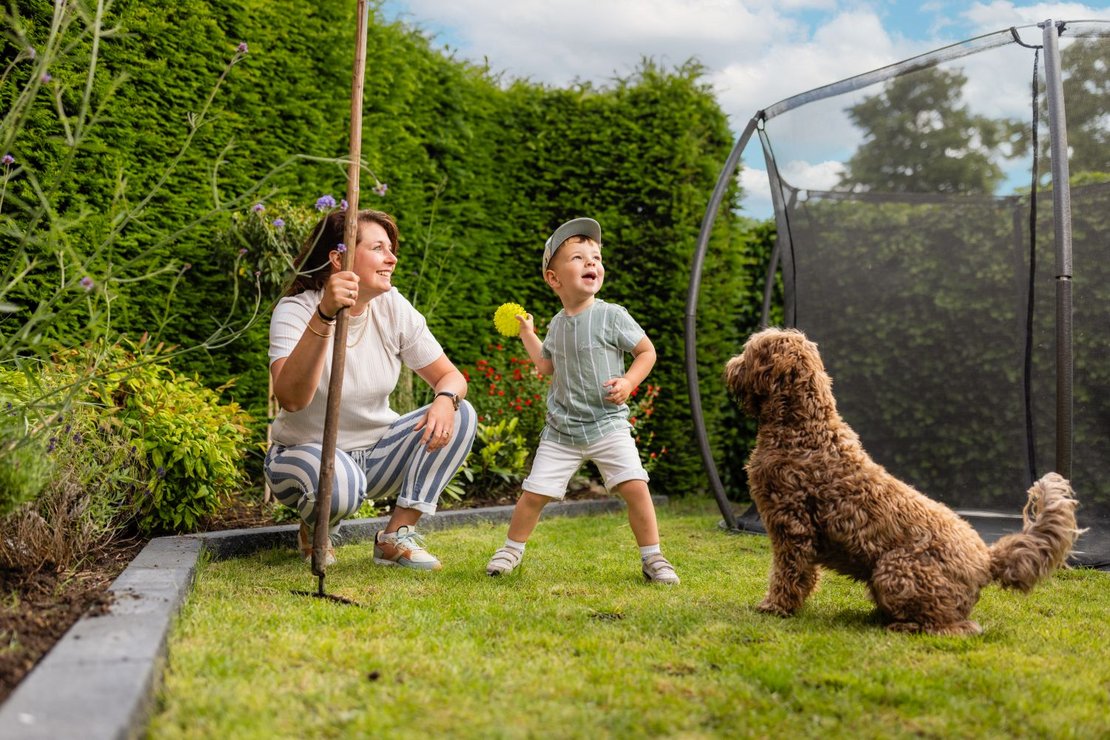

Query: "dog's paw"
left=925, top=620, right=983, bottom=637
left=756, top=599, right=795, bottom=617
left=887, top=620, right=983, bottom=636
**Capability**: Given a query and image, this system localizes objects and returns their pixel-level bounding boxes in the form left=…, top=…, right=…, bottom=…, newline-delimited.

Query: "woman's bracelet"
left=307, top=321, right=334, bottom=338
left=317, top=305, right=337, bottom=324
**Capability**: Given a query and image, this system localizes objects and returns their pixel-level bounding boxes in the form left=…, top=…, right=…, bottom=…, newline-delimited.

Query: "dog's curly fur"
left=725, top=328, right=1081, bottom=635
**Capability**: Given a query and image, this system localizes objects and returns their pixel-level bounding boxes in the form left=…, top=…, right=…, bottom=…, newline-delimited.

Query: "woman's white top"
left=268, top=288, right=443, bottom=450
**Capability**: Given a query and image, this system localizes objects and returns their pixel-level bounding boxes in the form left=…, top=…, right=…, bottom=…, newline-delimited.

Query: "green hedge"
left=2, top=1, right=769, bottom=497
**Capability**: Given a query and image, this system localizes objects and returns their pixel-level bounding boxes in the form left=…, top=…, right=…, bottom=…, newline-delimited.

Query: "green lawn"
left=150, top=500, right=1110, bottom=738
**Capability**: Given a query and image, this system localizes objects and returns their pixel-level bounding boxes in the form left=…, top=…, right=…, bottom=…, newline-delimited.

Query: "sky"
left=378, top=1, right=1110, bottom=218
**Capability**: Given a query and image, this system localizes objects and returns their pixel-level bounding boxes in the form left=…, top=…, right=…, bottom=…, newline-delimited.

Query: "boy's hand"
left=603, top=377, right=633, bottom=405
left=515, top=312, right=536, bottom=336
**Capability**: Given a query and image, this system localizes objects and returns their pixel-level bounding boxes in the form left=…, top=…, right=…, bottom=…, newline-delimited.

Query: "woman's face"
left=342, top=221, right=396, bottom=299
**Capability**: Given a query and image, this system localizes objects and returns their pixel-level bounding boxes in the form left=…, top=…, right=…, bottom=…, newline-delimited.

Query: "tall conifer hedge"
left=2, top=0, right=769, bottom=496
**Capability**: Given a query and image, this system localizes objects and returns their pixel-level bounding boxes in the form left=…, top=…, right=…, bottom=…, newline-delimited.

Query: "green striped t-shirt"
left=540, top=299, right=645, bottom=446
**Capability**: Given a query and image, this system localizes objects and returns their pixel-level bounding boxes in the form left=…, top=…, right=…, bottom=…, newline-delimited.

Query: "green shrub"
left=111, top=358, right=252, bottom=533
left=456, top=417, right=531, bottom=499
left=0, top=352, right=143, bottom=569
left=463, top=343, right=551, bottom=444
left=0, top=371, right=52, bottom=517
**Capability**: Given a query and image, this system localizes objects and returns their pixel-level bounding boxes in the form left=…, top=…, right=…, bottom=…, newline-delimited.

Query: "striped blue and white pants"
left=264, top=400, right=476, bottom=530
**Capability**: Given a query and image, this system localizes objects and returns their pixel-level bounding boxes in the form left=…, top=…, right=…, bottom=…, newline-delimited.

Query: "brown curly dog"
left=725, top=328, right=1080, bottom=635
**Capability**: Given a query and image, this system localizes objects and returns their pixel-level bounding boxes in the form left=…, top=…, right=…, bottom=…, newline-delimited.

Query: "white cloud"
left=387, top=0, right=1108, bottom=218
left=961, top=1, right=1102, bottom=31
left=739, top=166, right=772, bottom=217
left=780, top=159, right=846, bottom=190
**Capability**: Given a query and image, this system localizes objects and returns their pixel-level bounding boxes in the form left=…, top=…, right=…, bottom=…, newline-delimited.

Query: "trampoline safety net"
left=705, top=21, right=1110, bottom=568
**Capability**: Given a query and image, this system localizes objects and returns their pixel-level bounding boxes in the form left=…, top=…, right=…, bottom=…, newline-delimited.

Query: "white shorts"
left=522, top=431, right=649, bottom=499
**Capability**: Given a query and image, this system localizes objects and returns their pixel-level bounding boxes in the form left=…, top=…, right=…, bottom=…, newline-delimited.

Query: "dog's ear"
left=728, top=329, right=830, bottom=418
left=725, top=330, right=779, bottom=415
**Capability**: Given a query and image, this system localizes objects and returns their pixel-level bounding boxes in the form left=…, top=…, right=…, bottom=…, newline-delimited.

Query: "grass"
left=149, top=499, right=1110, bottom=738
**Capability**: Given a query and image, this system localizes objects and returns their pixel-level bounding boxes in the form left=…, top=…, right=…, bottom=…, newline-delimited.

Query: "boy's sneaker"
left=298, top=520, right=336, bottom=567
left=486, top=546, right=524, bottom=576
left=373, top=526, right=442, bottom=571
left=642, top=553, right=679, bottom=584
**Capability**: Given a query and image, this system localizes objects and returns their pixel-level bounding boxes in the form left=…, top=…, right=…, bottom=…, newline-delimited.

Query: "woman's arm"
left=412, top=354, right=468, bottom=449
left=271, top=272, right=360, bottom=411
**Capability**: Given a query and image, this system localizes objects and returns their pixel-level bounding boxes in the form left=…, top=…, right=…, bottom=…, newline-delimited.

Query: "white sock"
left=639, top=544, right=661, bottom=560
left=505, top=537, right=527, bottom=552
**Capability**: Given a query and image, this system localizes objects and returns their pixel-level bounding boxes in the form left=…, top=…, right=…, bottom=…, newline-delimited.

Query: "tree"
left=1059, top=38, right=1109, bottom=177
left=839, top=67, right=1026, bottom=194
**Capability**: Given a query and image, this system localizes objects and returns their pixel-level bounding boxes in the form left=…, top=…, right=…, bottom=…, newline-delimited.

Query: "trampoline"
left=686, top=20, right=1110, bottom=569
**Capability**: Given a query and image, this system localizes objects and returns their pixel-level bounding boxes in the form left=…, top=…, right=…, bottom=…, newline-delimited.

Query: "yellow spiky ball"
left=494, top=303, right=527, bottom=337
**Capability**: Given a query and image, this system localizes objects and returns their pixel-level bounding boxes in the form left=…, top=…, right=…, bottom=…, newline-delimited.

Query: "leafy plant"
left=224, top=199, right=320, bottom=299
left=0, top=370, right=51, bottom=517
left=627, top=382, right=665, bottom=473
left=463, top=343, right=550, bottom=445
left=117, top=367, right=251, bottom=534
left=454, top=416, right=531, bottom=499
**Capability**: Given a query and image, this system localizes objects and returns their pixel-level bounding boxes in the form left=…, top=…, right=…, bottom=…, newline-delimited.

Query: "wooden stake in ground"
left=311, top=0, right=370, bottom=583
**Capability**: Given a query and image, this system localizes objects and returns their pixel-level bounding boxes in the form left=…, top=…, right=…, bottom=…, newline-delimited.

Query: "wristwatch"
left=434, top=391, right=460, bottom=411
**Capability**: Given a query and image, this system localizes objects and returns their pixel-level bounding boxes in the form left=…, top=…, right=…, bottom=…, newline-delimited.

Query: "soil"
left=0, top=480, right=609, bottom=704
left=0, top=538, right=145, bottom=703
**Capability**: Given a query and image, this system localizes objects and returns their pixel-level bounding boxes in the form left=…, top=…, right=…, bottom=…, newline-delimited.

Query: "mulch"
left=0, top=538, right=145, bottom=703
left=0, top=481, right=608, bottom=704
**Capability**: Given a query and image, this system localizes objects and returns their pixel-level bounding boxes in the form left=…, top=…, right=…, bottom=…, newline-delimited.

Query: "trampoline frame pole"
left=1041, top=19, right=1074, bottom=479
left=685, top=117, right=760, bottom=531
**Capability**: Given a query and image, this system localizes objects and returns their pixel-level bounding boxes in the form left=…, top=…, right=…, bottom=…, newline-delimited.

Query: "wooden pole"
left=312, top=0, right=370, bottom=579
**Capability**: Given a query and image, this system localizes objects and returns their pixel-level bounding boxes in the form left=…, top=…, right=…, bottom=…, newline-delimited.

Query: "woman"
left=265, top=208, right=476, bottom=570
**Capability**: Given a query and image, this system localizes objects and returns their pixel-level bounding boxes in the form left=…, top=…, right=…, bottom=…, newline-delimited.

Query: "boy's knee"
left=614, top=479, right=652, bottom=505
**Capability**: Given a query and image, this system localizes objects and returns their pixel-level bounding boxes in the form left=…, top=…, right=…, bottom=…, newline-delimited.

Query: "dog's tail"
left=989, top=472, right=1082, bottom=591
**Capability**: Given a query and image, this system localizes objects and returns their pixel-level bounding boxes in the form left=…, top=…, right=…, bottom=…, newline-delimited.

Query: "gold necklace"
left=347, top=311, right=369, bottom=348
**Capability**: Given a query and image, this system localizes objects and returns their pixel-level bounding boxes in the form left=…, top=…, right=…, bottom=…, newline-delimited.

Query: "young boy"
left=485, top=217, right=679, bottom=584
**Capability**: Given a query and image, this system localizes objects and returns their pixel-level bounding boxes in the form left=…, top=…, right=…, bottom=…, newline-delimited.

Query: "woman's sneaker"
left=641, top=553, right=679, bottom=584
left=486, top=546, right=524, bottom=576
left=373, top=526, right=442, bottom=571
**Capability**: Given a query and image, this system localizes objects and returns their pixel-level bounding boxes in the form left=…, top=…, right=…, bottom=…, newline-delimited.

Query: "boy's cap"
left=542, top=218, right=601, bottom=274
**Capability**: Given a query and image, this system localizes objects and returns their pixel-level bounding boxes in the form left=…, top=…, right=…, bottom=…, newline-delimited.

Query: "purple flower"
left=238, top=247, right=248, bottom=256
left=254, top=270, right=261, bottom=277
left=41, top=73, right=51, bottom=83
left=315, top=194, right=336, bottom=211
left=336, top=243, right=347, bottom=253
left=79, top=276, right=94, bottom=291
left=237, top=42, right=249, bottom=54
left=1, top=154, right=13, bottom=166
left=47, top=437, right=56, bottom=453
left=373, top=182, right=388, bottom=197
left=340, top=199, right=348, bottom=211
left=157, top=466, right=166, bottom=478
left=272, top=218, right=285, bottom=228
left=251, top=202, right=264, bottom=213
